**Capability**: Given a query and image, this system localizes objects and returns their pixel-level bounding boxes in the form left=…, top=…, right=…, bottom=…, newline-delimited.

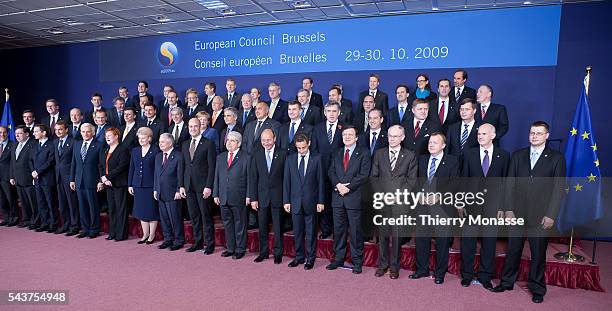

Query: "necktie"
left=343, top=149, right=350, bottom=172
left=163, top=152, right=168, bottom=166
left=254, top=121, right=262, bottom=136
left=300, top=109, right=305, bottom=120
left=364, top=115, right=368, bottom=132
left=370, top=132, right=377, bottom=155
left=0, top=143, right=4, bottom=158
left=228, top=93, right=233, bottom=103
left=58, top=139, right=64, bottom=156
left=80, top=141, right=88, bottom=161
left=460, top=124, right=469, bottom=148
left=141, top=111, right=145, bottom=120
left=482, top=150, right=490, bottom=176
left=189, top=138, right=197, bottom=160
left=370, top=91, right=375, bottom=98
left=456, top=88, right=461, bottom=99
left=327, top=124, right=333, bottom=144
left=399, top=106, right=405, bottom=121
left=227, top=151, right=234, bottom=167
left=243, top=111, right=248, bottom=125
left=212, top=112, right=218, bottom=127
left=73, top=126, right=78, bottom=137
left=266, top=150, right=272, bottom=172
left=50, top=116, right=56, bottom=129
left=167, top=109, right=171, bottom=125
left=438, top=101, right=445, bottom=124
left=189, top=107, right=194, bottom=116
left=530, top=151, right=538, bottom=169
left=15, top=142, right=23, bottom=160
left=174, top=125, right=180, bottom=141
left=390, top=150, right=397, bottom=171
left=97, top=126, right=102, bottom=136
left=289, top=122, right=296, bottom=143
left=428, top=157, right=437, bottom=183
left=481, top=105, right=487, bottom=119
left=414, top=121, right=421, bottom=137
left=298, top=155, right=305, bottom=177
left=119, top=111, right=123, bottom=123
left=269, top=101, right=276, bottom=118
left=147, top=120, right=152, bottom=127
left=122, top=125, right=130, bottom=141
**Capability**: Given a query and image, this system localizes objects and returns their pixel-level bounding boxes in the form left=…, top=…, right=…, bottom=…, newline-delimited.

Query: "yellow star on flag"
left=581, top=131, right=590, bottom=140
left=594, top=159, right=600, bottom=167
left=587, top=173, right=597, bottom=182
left=570, top=128, right=577, bottom=135
left=574, top=183, right=583, bottom=191
left=592, top=144, right=597, bottom=152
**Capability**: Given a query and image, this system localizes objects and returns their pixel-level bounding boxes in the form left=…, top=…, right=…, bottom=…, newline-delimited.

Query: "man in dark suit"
left=0, top=126, right=18, bottom=226
left=326, top=126, right=371, bottom=274
left=267, top=82, right=289, bottom=124
left=41, top=99, right=65, bottom=138
left=168, top=107, right=190, bottom=148
left=140, top=103, right=163, bottom=146
left=209, top=96, right=227, bottom=134
left=10, top=126, right=37, bottom=229
left=310, top=102, right=344, bottom=239
left=93, top=110, right=109, bottom=146
left=219, top=107, right=243, bottom=153
left=402, top=98, right=441, bottom=158
left=475, top=84, right=509, bottom=144
left=371, top=125, right=418, bottom=279
left=21, top=110, right=36, bottom=135
left=331, top=84, right=353, bottom=113
left=198, top=82, right=217, bottom=111
left=108, top=97, right=126, bottom=128
left=492, top=121, right=566, bottom=304
left=451, top=69, right=477, bottom=104
left=69, top=123, right=103, bottom=239
left=84, top=93, right=107, bottom=125
left=223, top=78, right=241, bottom=109
left=180, top=118, right=217, bottom=254
left=283, top=133, right=325, bottom=269
left=409, top=132, right=460, bottom=284
left=328, top=86, right=354, bottom=125
left=119, top=107, right=138, bottom=149
left=354, top=95, right=375, bottom=134
left=31, top=124, right=58, bottom=233
left=459, top=123, right=510, bottom=289
left=249, top=129, right=287, bottom=264
left=130, top=81, right=154, bottom=109
left=53, top=121, right=79, bottom=235
left=297, top=89, right=322, bottom=127
left=277, top=101, right=313, bottom=154
left=184, top=90, right=206, bottom=122
left=358, top=109, right=388, bottom=157
left=213, top=131, right=251, bottom=259
left=242, top=102, right=280, bottom=154
left=69, top=108, right=84, bottom=141
left=237, top=94, right=256, bottom=129
left=431, top=79, right=459, bottom=132
left=358, top=74, right=389, bottom=116
left=446, top=98, right=480, bottom=158
left=159, top=89, right=182, bottom=130
left=154, top=133, right=185, bottom=251
left=387, top=85, right=411, bottom=127
left=297, top=77, right=323, bottom=109
left=118, top=86, right=133, bottom=107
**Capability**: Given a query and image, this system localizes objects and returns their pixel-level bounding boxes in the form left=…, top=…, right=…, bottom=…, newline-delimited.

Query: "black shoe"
left=88, top=233, right=98, bottom=239
left=186, top=245, right=203, bottom=253
left=461, top=279, right=471, bottom=287
left=203, top=248, right=214, bottom=255
left=480, top=280, right=494, bottom=290
left=54, top=228, right=67, bottom=234
left=76, top=232, right=88, bottom=239
left=389, top=270, right=399, bottom=279
left=318, top=232, right=331, bottom=239
left=7, top=221, right=18, bottom=227
left=491, top=285, right=513, bottom=293
left=232, top=252, right=245, bottom=259
left=375, top=268, right=388, bottom=277
left=326, top=261, right=343, bottom=270
left=105, top=236, right=114, bottom=240
left=288, top=259, right=305, bottom=267
left=408, top=273, right=428, bottom=279
left=35, top=226, right=48, bottom=232
left=28, top=224, right=38, bottom=230
left=46, top=227, right=56, bottom=233
left=137, top=238, right=148, bottom=244
left=0, top=222, right=8, bottom=226
left=434, top=277, right=444, bottom=284
left=145, top=238, right=155, bottom=245
left=114, top=238, right=125, bottom=242
left=158, top=241, right=172, bottom=249
left=17, top=223, right=28, bottom=228
left=274, top=256, right=282, bottom=264
left=254, top=255, right=268, bottom=263
left=532, top=295, right=544, bottom=303
left=169, top=244, right=183, bottom=251
left=352, top=266, right=362, bottom=274
left=220, top=251, right=234, bottom=257
left=304, top=261, right=314, bottom=270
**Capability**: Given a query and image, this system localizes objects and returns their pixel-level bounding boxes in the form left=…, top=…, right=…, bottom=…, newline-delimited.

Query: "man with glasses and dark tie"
left=277, top=101, right=313, bottom=153
left=41, top=99, right=64, bottom=138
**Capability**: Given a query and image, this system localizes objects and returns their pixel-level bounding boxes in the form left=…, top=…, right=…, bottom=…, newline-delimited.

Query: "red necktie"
left=227, top=152, right=234, bottom=167
left=414, top=121, right=421, bottom=137
left=168, top=109, right=172, bottom=125
left=481, top=106, right=487, bottom=119
left=343, top=149, right=350, bottom=172
left=438, top=101, right=445, bottom=124
left=162, top=153, right=168, bottom=166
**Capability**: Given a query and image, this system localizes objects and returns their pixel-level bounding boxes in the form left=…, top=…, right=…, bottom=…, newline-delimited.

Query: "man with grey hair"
left=267, top=82, right=289, bottom=123
left=237, top=93, right=255, bottom=128
left=168, top=107, right=189, bottom=148
left=242, top=101, right=280, bottom=154
left=220, top=107, right=243, bottom=153
left=297, top=88, right=321, bottom=126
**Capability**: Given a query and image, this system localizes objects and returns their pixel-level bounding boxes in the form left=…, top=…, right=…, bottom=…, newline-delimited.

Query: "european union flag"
left=556, top=86, right=602, bottom=233
left=0, top=95, right=15, bottom=141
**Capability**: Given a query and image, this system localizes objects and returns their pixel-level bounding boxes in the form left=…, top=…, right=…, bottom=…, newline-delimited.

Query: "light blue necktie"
left=266, top=150, right=272, bottom=173
left=289, top=122, right=296, bottom=143
left=428, top=157, right=437, bottom=183
left=399, top=106, right=405, bottom=121
left=80, top=141, right=88, bottom=161
left=482, top=150, right=490, bottom=176
left=530, top=151, right=538, bottom=169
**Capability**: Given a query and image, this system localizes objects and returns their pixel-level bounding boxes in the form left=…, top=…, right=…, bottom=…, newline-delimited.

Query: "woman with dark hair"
left=408, top=73, right=438, bottom=104
left=98, top=127, right=130, bottom=241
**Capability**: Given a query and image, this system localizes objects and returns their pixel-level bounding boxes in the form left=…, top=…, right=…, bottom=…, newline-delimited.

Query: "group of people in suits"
left=0, top=69, right=564, bottom=304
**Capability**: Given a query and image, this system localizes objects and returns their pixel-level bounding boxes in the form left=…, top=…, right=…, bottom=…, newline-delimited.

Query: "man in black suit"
left=180, top=118, right=217, bottom=254
left=358, top=74, right=389, bottom=116
left=31, top=124, right=58, bottom=233
left=267, top=82, right=289, bottom=124
left=298, top=77, right=323, bottom=109
left=354, top=95, right=375, bottom=134
left=328, top=86, right=354, bottom=125
left=85, top=93, right=106, bottom=125
left=223, top=78, right=241, bottom=109
left=249, top=129, right=287, bottom=264
left=213, top=131, right=251, bottom=259
left=297, top=89, right=322, bottom=127
left=160, top=89, right=182, bottom=130
left=118, top=86, right=133, bottom=107
left=209, top=96, right=227, bottom=134
left=242, top=102, right=280, bottom=154
left=140, top=103, right=163, bottom=145
left=41, top=99, right=65, bottom=138
left=22, top=110, right=36, bottom=134
left=332, top=83, right=353, bottom=113
left=108, top=97, right=126, bottom=128
left=475, top=84, right=509, bottom=144
left=409, top=132, right=460, bottom=284
left=168, top=107, right=189, bottom=148
left=93, top=110, right=109, bottom=146
left=431, top=79, right=459, bottom=132
left=0, top=126, right=18, bottom=226
left=10, top=126, right=37, bottom=229
left=53, top=121, right=79, bottom=235
left=358, top=109, right=388, bottom=157
left=451, top=69, right=477, bottom=104
left=371, top=125, right=418, bottom=279
left=198, top=82, right=217, bottom=111
left=492, top=121, right=566, bottom=304
left=283, top=133, right=325, bottom=269
left=219, top=107, right=243, bottom=153
left=459, top=123, right=510, bottom=289
left=237, top=94, right=256, bottom=129
left=154, top=133, right=185, bottom=251
left=69, top=108, right=84, bottom=140
left=402, top=98, right=441, bottom=157
left=157, top=85, right=183, bottom=110
left=277, top=101, right=313, bottom=154
left=387, top=85, right=411, bottom=127
left=119, top=107, right=138, bottom=149
left=446, top=98, right=480, bottom=158
left=184, top=90, right=206, bottom=122
left=130, top=80, right=154, bottom=109
left=69, top=123, right=103, bottom=239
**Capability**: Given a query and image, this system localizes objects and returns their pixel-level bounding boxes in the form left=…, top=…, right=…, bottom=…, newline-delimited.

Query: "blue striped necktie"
left=428, top=157, right=437, bottom=183
left=460, top=124, right=469, bottom=148
left=327, top=124, right=333, bottom=144
left=80, top=141, right=88, bottom=161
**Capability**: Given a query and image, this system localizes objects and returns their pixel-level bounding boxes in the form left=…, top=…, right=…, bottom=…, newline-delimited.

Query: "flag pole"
left=4, top=88, right=7, bottom=102
left=585, top=65, right=599, bottom=265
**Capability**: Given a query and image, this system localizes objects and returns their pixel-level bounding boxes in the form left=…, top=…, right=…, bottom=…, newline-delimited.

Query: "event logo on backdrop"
left=99, top=6, right=561, bottom=82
